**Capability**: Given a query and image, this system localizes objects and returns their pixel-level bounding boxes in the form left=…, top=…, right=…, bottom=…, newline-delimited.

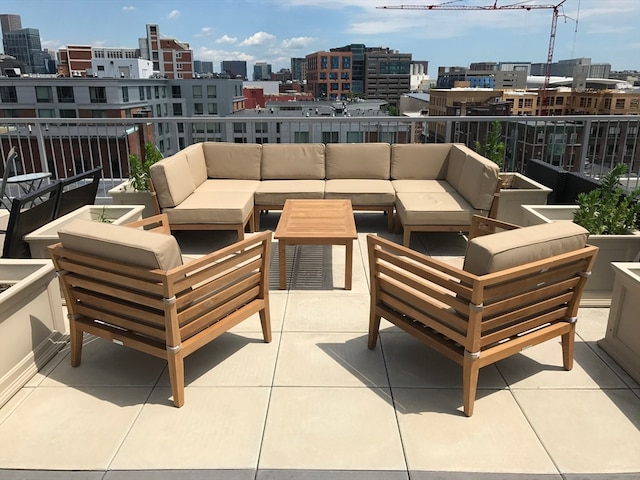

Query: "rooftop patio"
left=0, top=211, right=638, bottom=479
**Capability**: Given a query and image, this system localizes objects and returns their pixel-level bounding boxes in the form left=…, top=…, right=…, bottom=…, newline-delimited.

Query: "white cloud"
left=196, top=46, right=255, bottom=64
left=122, top=6, right=135, bottom=11
left=281, top=36, right=315, bottom=49
left=167, top=10, right=181, bottom=19
left=195, top=27, right=214, bottom=37
left=239, top=32, right=276, bottom=47
left=216, top=34, right=237, bottom=44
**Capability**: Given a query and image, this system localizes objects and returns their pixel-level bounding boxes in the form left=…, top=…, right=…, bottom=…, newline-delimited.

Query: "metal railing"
left=1, top=114, right=638, bottom=201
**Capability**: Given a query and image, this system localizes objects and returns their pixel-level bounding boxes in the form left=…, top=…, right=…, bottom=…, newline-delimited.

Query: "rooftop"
left=1, top=212, right=639, bottom=479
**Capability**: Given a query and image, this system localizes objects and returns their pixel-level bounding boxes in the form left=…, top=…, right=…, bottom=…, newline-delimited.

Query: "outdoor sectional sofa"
left=149, top=141, right=501, bottom=246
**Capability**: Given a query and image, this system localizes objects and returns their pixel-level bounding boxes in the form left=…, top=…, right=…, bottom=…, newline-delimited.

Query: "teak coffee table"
left=274, top=199, right=357, bottom=290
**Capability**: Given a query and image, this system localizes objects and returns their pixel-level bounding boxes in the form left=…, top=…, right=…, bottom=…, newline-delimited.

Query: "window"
left=341, top=72, right=349, bottom=80
left=173, top=103, right=183, bottom=116
left=255, top=122, right=268, bottom=133
left=38, top=109, right=55, bottom=118
left=330, top=83, right=339, bottom=91
left=294, top=132, right=309, bottom=143
left=55, top=86, right=74, bottom=103
left=194, top=103, right=203, bottom=115
left=322, top=132, right=339, bottom=143
left=59, top=109, right=77, bottom=118
left=233, top=123, right=246, bottom=133
left=0, top=86, right=18, bottom=102
left=207, top=103, right=217, bottom=115
left=122, top=87, right=129, bottom=103
left=156, top=104, right=161, bottom=116
left=154, top=86, right=160, bottom=99
left=331, top=56, right=339, bottom=69
left=207, top=85, right=217, bottom=98
left=342, top=57, right=351, bottom=69
left=91, top=110, right=108, bottom=118
left=320, top=56, right=328, bottom=69
left=89, top=86, right=107, bottom=103
left=176, top=63, right=183, bottom=71
left=193, top=85, right=203, bottom=98
left=346, top=131, right=363, bottom=143
left=319, top=72, right=326, bottom=80
left=524, top=98, right=533, bottom=108
left=35, top=86, right=53, bottom=103
left=146, top=86, right=152, bottom=99
left=329, top=72, right=338, bottom=79
left=171, top=85, right=181, bottom=98
left=604, top=98, right=611, bottom=109
left=615, top=99, right=625, bottom=109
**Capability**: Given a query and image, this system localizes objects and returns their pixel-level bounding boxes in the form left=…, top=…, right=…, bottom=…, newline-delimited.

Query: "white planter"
left=24, top=205, right=144, bottom=259
left=598, top=262, right=640, bottom=383
left=497, top=172, right=552, bottom=226
left=521, top=205, right=640, bottom=307
left=108, top=179, right=158, bottom=218
left=0, top=260, right=66, bottom=407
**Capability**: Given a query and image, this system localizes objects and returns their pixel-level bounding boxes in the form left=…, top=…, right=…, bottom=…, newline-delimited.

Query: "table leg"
left=279, top=240, right=287, bottom=290
left=345, top=240, right=353, bottom=290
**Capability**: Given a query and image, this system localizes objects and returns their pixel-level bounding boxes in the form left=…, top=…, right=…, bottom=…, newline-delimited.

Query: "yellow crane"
left=378, top=1, right=570, bottom=114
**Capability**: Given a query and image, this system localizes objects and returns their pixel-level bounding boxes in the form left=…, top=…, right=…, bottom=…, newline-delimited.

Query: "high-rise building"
left=221, top=60, right=247, bottom=79
left=139, top=24, right=193, bottom=79
left=0, top=13, right=22, bottom=36
left=290, top=57, right=306, bottom=82
left=364, top=47, right=411, bottom=106
left=2, top=27, right=46, bottom=74
left=253, top=62, right=271, bottom=81
left=305, top=50, right=352, bottom=101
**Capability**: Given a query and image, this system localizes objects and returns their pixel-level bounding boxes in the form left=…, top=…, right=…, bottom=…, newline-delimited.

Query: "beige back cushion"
left=184, top=143, right=207, bottom=187
left=58, top=219, right=183, bottom=271
left=456, top=148, right=500, bottom=210
left=391, top=144, right=450, bottom=180
left=445, top=144, right=468, bottom=191
left=463, top=221, right=589, bottom=276
left=325, top=143, right=390, bottom=179
left=149, top=153, right=196, bottom=208
left=203, top=142, right=262, bottom=180
left=262, top=144, right=325, bottom=180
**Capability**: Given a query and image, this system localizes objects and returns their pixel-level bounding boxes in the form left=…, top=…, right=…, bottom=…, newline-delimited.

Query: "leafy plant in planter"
left=128, top=142, right=163, bottom=191
left=474, top=120, right=505, bottom=171
left=573, top=163, right=640, bottom=235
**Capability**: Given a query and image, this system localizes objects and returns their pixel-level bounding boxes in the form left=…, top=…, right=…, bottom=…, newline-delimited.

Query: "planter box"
left=24, top=205, right=144, bottom=259
left=108, top=179, right=158, bottom=218
left=521, top=204, right=640, bottom=307
left=0, top=260, right=66, bottom=407
left=497, top=172, right=552, bottom=225
left=598, top=262, right=640, bottom=383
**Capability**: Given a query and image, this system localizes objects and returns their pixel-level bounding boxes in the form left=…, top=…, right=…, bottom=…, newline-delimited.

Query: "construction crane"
left=378, top=1, right=569, bottom=114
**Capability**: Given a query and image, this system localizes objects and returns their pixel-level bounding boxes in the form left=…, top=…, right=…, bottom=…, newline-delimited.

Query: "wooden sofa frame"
left=49, top=214, right=271, bottom=407
left=367, top=215, right=598, bottom=416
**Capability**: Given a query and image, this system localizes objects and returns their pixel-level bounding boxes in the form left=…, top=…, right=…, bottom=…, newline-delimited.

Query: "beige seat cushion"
left=391, top=179, right=456, bottom=194
left=203, top=142, right=262, bottom=180
left=58, top=219, right=183, bottom=270
left=325, top=143, right=391, bottom=179
left=255, top=180, right=325, bottom=205
left=390, top=144, right=450, bottom=180
left=395, top=191, right=477, bottom=226
left=150, top=153, right=196, bottom=208
left=195, top=179, right=260, bottom=193
left=463, top=221, right=589, bottom=275
left=325, top=179, right=395, bottom=206
left=261, top=144, right=325, bottom=180
left=163, top=191, right=253, bottom=224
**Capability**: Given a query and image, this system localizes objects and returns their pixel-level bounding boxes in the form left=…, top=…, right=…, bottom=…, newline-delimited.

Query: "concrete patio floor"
left=1, top=212, right=639, bottom=479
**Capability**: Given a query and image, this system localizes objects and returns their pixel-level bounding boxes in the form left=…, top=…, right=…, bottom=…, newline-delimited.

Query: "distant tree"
left=474, top=120, right=505, bottom=170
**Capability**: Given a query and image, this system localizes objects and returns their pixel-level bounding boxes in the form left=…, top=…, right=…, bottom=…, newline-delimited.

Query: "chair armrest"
left=124, top=213, right=171, bottom=234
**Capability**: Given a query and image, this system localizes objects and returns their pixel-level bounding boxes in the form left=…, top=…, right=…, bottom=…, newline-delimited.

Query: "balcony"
left=1, top=116, right=639, bottom=477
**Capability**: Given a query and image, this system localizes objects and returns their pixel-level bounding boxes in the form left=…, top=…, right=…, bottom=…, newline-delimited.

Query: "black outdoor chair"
left=1, top=181, right=62, bottom=258
left=54, top=166, right=102, bottom=218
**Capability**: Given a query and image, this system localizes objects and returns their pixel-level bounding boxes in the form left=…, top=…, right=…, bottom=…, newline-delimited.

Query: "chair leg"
left=254, top=207, right=261, bottom=231
left=259, top=305, right=272, bottom=343
left=387, top=207, right=394, bottom=233
left=368, top=312, right=382, bottom=349
left=236, top=226, right=245, bottom=241
left=167, top=352, right=185, bottom=407
left=403, top=227, right=411, bottom=248
left=561, top=324, right=576, bottom=370
left=462, top=352, right=480, bottom=417
left=70, top=325, right=83, bottom=367
left=247, top=211, right=255, bottom=233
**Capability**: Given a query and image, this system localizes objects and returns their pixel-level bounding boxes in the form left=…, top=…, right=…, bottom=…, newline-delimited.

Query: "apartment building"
left=139, top=24, right=193, bottom=79
left=305, top=50, right=352, bottom=101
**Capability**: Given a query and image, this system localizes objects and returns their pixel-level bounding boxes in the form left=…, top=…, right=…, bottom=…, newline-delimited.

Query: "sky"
left=2, top=0, right=639, bottom=77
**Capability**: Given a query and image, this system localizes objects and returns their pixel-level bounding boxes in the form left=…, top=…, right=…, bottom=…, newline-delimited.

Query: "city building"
left=2, top=27, right=46, bottom=74
left=253, top=62, right=272, bottom=81
left=436, top=66, right=527, bottom=89
left=364, top=47, right=411, bottom=106
left=221, top=60, right=247, bottom=79
left=138, top=24, right=193, bottom=79
left=290, top=57, right=307, bottom=82
left=0, top=13, right=22, bottom=37
left=194, top=61, right=214, bottom=75
left=531, top=57, right=611, bottom=80
left=305, top=49, right=353, bottom=101
left=410, top=61, right=429, bottom=92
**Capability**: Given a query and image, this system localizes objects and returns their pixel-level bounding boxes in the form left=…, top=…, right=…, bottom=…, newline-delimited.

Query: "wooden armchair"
left=367, top=215, right=598, bottom=416
left=49, top=214, right=272, bottom=407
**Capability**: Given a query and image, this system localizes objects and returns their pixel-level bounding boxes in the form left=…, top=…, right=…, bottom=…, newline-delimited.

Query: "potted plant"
left=521, top=164, right=640, bottom=306
left=1, top=259, right=66, bottom=407
left=108, top=142, right=163, bottom=218
left=475, top=121, right=552, bottom=225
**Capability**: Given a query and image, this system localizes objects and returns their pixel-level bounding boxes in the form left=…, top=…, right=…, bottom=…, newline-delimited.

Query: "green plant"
left=93, top=205, right=114, bottom=223
left=474, top=120, right=505, bottom=170
left=573, top=163, right=640, bottom=235
left=128, top=142, right=163, bottom=191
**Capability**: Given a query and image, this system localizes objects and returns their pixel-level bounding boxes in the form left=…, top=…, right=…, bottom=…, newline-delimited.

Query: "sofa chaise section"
left=392, top=143, right=501, bottom=246
left=324, top=143, right=395, bottom=232
left=254, top=143, right=326, bottom=230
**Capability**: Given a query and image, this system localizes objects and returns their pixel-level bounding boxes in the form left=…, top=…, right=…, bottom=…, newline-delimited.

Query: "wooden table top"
left=274, top=199, right=357, bottom=241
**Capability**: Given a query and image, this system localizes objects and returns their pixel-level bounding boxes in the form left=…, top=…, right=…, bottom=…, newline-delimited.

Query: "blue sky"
left=2, top=0, right=639, bottom=77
